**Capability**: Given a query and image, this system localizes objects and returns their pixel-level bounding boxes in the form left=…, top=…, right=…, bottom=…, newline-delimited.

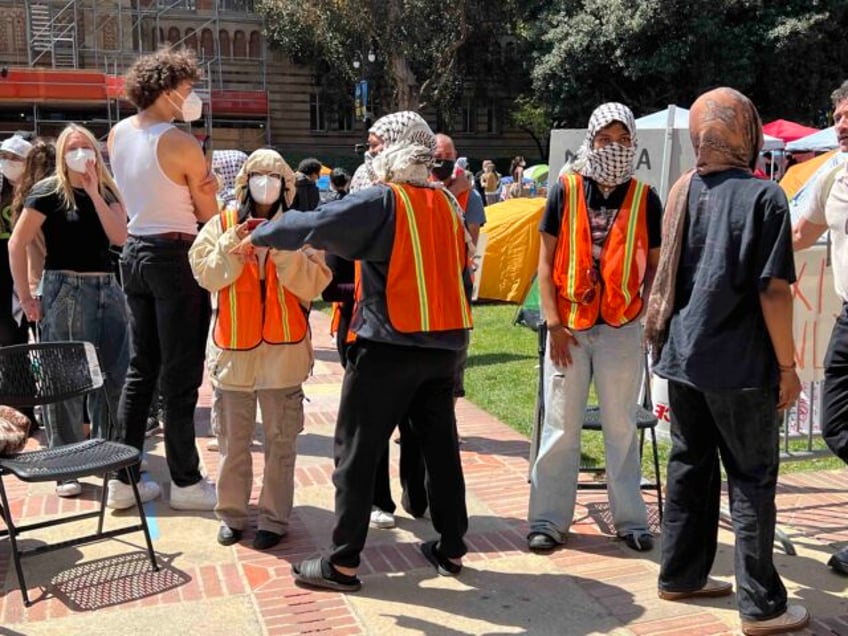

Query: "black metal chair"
left=528, top=323, right=664, bottom=521
left=0, top=341, right=158, bottom=606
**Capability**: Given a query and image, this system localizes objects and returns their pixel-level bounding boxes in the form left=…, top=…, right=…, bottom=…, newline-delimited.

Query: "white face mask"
left=0, top=159, right=24, bottom=183
left=168, top=90, right=203, bottom=122
left=249, top=175, right=282, bottom=205
left=65, top=148, right=96, bottom=174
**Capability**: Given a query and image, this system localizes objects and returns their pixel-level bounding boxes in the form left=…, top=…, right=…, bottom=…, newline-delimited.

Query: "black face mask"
left=431, top=159, right=455, bottom=181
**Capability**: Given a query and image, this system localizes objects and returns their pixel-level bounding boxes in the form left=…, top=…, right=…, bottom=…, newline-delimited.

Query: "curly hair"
left=124, top=47, right=202, bottom=110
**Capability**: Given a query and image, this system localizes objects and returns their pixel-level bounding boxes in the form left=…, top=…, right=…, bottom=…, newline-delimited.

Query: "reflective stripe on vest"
left=385, top=183, right=473, bottom=333
left=213, top=209, right=308, bottom=350
left=552, top=174, right=649, bottom=331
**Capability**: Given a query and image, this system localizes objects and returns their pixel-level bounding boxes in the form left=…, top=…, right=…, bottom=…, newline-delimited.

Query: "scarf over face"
left=350, top=111, right=437, bottom=192
left=570, top=102, right=638, bottom=187
left=212, top=149, right=249, bottom=206
left=643, top=87, right=763, bottom=360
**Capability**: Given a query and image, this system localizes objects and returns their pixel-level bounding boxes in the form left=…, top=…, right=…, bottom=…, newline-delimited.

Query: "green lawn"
left=464, top=303, right=843, bottom=476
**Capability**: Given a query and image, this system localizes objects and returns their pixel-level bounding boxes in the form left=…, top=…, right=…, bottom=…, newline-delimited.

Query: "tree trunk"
left=390, top=54, right=420, bottom=111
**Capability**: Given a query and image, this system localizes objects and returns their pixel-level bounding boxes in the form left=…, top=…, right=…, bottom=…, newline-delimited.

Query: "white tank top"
left=110, top=118, right=199, bottom=236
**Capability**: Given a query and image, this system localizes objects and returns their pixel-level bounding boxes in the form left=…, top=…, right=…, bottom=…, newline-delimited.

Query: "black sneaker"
left=527, top=532, right=558, bottom=553
left=217, top=525, right=242, bottom=546
left=253, top=530, right=282, bottom=550
left=618, top=531, right=654, bottom=552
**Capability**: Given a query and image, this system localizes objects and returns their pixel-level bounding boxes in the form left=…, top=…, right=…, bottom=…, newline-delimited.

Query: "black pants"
left=117, top=236, right=210, bottom=486
left=823, top=305, right=848, bottom=463
left=371, top=417, right=428, bottom=517
left=659, top=381, right=786, bottom=621
left=330, top=339, right=467, bottom=568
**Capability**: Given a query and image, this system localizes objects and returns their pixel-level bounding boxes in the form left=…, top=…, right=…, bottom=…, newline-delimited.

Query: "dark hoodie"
left=292, top=173, right=320, bottom=211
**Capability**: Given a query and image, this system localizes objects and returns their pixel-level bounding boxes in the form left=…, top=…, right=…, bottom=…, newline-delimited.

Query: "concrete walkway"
left=1, top=310, right=847, bottom=635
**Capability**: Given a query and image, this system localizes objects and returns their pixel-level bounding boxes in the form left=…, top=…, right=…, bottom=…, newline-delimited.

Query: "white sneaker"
left=170, top=479, right=217, bottom=511
left=56, top=480, right=82, bottom=498
left=370, top=507, right=396, bottom=529
left=106, top=478, right=161, bottom=510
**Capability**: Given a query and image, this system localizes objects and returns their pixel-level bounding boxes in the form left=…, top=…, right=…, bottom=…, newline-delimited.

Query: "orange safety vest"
left=552, top=173, right=649, bottom=331
left=213, top=209, right=308, bottom=350
left=384, top=183, right=473, bottom=333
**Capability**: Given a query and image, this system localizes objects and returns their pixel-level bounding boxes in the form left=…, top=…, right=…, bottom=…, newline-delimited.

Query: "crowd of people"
left=3, top=43, right=848, bottom=635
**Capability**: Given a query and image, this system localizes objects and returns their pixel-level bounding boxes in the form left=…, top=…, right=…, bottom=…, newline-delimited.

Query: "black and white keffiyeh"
left=355, top=111, right=436, bottom=187
left=567, top=102, right=638, bottom=187
left=212, top=150, right=249, bottom=205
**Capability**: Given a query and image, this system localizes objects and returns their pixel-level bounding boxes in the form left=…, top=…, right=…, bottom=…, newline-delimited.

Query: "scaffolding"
left=15, top=0, right=269, bottom=141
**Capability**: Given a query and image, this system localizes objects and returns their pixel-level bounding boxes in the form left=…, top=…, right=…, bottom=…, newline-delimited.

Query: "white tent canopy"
left=636, top=106, right=785, bottom=151
left=786, top=127, right=838, bottom=152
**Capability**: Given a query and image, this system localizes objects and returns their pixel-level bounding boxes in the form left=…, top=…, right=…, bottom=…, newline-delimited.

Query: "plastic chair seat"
left=582, top=405, right=658, bottom=431
left=0, top=439, right=140, bottom=483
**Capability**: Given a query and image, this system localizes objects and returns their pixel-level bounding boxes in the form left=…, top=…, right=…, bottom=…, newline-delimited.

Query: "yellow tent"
left=476, top=198, right=545, bottom=302
left=780, top=150, right=838, bottom=198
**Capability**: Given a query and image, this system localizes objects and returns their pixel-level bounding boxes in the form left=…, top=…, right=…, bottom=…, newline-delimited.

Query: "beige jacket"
left=189, top=214, right=332, bottom=392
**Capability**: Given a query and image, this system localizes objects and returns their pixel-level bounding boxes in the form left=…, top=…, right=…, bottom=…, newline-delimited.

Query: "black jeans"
left=117, top=236, right=210, bottom=486
left=823, top=304, right=848, bottom=463
left=330, top=339, right=467, bottom=568
left=659, top=381, right=787, bottom=621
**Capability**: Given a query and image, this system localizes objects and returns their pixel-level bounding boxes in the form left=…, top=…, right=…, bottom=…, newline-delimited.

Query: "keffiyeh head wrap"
left=212, top=150, right=249, bottom=206
left=567, top=102, right=638, bottom=187
left=351, top=111, right=436, bottom=190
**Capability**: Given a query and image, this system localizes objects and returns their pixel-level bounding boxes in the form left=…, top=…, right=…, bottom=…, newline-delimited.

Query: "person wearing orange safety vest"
left=189, top=148, right=331, bottom=552
left=393, top=132, right=489, bottom=520
left=528, top=103, right=663, bottom=555
left=231, top=111, right=473, bottom=592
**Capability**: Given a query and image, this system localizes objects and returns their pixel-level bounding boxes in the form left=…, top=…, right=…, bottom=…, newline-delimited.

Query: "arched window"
left=201, top=28, right=215, bottom=58
left=248, top=30, right=261, bottom=59
left=219, top=30, right=231, bottom=58
left=233, top=30, right=246, bottom=58
left=158, top=27, right=165, bottom=47
left=167, top=26, right=181, bottom=46
left=185, top=28, right=198, bottom=52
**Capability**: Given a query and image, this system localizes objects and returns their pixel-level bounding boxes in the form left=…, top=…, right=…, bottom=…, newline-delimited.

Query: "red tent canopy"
left=763, top=119, right=820, bottom=144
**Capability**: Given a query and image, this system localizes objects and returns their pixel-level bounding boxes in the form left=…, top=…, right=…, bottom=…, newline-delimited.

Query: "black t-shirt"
left=24, top=178, right=117, bottom=273
left=539, top=176, right=663, bottom=325
left=540, top=176, right=662, bottom=249
left=654, top=169, right=796, bottom=390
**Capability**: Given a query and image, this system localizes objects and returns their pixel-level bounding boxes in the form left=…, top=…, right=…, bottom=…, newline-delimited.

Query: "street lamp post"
left=353, top=48, right=377, bottom=129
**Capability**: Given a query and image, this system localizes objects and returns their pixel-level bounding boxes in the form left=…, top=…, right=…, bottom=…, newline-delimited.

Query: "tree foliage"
left=529, top=0, right=848, bottom=126
left=258, top=0, right=543, bottom=124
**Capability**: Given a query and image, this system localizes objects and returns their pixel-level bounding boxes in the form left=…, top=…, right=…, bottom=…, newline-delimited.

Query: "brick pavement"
left=0, top=310, right=846, bottom=635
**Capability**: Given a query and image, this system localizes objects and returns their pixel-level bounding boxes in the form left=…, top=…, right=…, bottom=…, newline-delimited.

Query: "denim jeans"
left=39, top=270, right=129, bottom=447
left=528, top=321, right=648, bottom=542
left=659, top=381, right=787, bottom=621
left=118, top=236, right=209, bottom=486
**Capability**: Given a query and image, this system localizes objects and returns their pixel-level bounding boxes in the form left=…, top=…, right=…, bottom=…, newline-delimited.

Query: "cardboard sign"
left=792, top=244, right=840, bottom=383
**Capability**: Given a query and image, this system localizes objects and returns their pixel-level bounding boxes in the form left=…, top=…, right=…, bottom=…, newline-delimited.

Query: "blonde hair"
left=53, top=124, right=121, bottom=210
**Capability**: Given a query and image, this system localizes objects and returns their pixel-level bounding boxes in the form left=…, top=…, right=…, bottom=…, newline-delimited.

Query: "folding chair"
left=528, top=323, right=664, bottom=521
left=0, top=341, right=158, bottom=607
